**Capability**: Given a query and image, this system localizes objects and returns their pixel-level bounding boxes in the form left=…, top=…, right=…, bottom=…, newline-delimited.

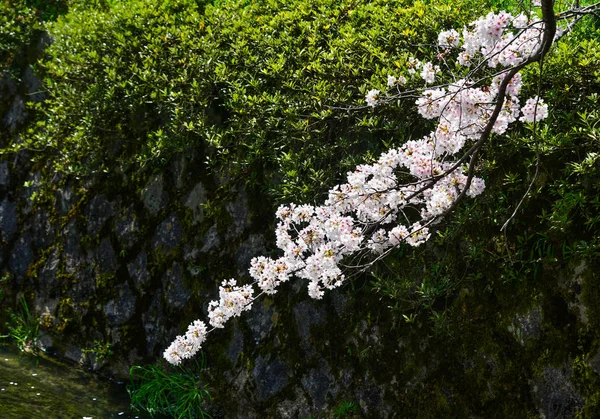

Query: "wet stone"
left=142, top=174, right=168, bottom=216
left=86, top=195, right=114, bottom=236
left=252, top=355, right=289, bottom=401
left=142, top=293, right=164, bottom=356
left=95, top=239, right=117, bottom=274
left=104, top=283, right=136, bottom=326
left=301, top=363, right=333, bottom=409
left=225, top=192, right=249, bottom=239
left=56, top=184, right=76, bottom=216
left=163, top=263, right=189, bottom=309
left=9, top=234, right=33, bottom=280
left=153, top=213, right=183, bottom=252
left=29, top=209, right=54, bottom=250
left=0, top=161, right=9, bottom=187
left=510, top=306, right=543, bottom=346
left=247, top=300, right=274, bottom=343
left=128, top=251, right=150, bottom=292
left=184, top=182, right=207, bottom=225
left=3, top=96, right=26, bottom=132
left=63, top=220, right=85, bottom=274
left=293, top=300, right=327, bottom=357
left=0, top=198, right=17, bottom=242
left=236, top=234, right=265, bottom=274
left=531, top=365, right=584, bottom=419
left=201, top=224, right=220, bottom=253
left=227, top=324, right=244, bottom=365
left=22, top=66, right=44, bottom=102
left=115, top=205, right=140, bottom=250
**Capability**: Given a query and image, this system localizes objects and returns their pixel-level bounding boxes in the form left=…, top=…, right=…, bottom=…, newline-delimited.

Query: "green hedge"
left=19, top=0, right=488, bottom=202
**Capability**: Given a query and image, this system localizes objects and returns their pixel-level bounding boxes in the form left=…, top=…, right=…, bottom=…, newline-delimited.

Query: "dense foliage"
left=18, top=0, right=488, bottom=202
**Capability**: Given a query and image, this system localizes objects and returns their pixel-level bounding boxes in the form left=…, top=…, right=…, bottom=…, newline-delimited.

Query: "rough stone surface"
left=95, top=239, right=117, bottom=273
left=511, top=306, right=543, bottom=345
left=22, top=66, right=44, bottom=102
left=115, top=205, right=140, bottom=250
left=63, top=219, right=85, bottom=274
left=247, top=300, right=274, bottom=343
left=201, top=224, right=220, bottom=253
left=227, top=324, right=244, bottom=364
left=142, top=174, right=168, bottom=216
left=184, top=182, right=207, bottom=225
left=29, top=209, right=54, bottom=250
left=0, top=198, right=17, bottom=242
left=86, top=195, right=114, bottom=236
left=235, top=234, right=265, bottom=274
left=3, top=96, right=26, bottom=131
left=163, top=263, right=189, bottom=309
left=531, top=365, right=584, bottom=419
left=0, top=161, right=9, bottom=187
left=301, top=363, right=334, bottom=409
left=293, top=300, right=327, bottom=357
left=56, top=184, right=76, bottom=216
left=153, top=213, right=183, bottom=251
left=225, top=192, right=249, bottom=239
left=104, top=283, right=136, bottom=326
left=142, top=293, right=164, bottom=356
left=128, top=251, right=150, bottom=292
left=252, top=355, right=289, bottom=401
left=9, top=233, right=33, bottom=280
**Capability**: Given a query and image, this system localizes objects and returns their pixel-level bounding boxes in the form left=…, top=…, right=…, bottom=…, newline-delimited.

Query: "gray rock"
left=248, top=299, right=274, bottom=343
left=9, top=234, right=33, bottom=280
left=356, top=383, right=385, bottom=417
left=30, top=209, right=54, bottom=250
left=184, top=182, right=207, bottom=225
left=56, top=184, right=76, bottom=216
left=104, top=283, right=136, bottom=326
left=3, top=96, right=26, bottom=132
left=163, top=263, right=189, bottom=309
left=95, top=239, right=117, bottom=273
left=0, top=161, right=9, bottom=187
left=201, top=224, right=220, bottom=253
left=171, top=155, right=188, bottom=191
left=235, top=234, right=265, bottom=274
left=531, top=365, right=584, bottom=419
left=0, top=198, right=17, bottom=242
left=115, top=205, right=140, bottom=250
left=301, top=363, right=333, bottom=409
left=588, top=351, right=600, bottom=375
left=20, top=171, right=41, bottom=215
left=227, top=324, right=244, bottom=364
left=293, top=300, right=327, bottom=357
left=128, top=251, right=150, bottom=292
left=252, top=355, right=289, bottom=401
left=63, top=220, right=85, bottom=274
left=142, top=174, right=168, bottom=216
left=22, top=66, right=44, bottom=102
left=86, top=195, right=114, bottom=236
left=153, top=213, right=183, bottom=251
left=225, top=192, right=249, bottom=239
left=509, top=306, right=542, bottom=346
left=142, top=293, right=164, bottom=355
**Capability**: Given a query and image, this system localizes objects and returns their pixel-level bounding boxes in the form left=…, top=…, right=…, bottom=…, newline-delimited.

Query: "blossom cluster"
left=164, top=7, right=553, bottom=366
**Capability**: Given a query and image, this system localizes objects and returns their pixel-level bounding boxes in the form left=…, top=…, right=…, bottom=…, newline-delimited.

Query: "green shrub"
left=18, top=0, right=488, bottom=203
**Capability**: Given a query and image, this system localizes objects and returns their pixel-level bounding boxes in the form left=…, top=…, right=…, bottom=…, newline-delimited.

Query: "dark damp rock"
left=95, top=239, right=117, bottom=274
left=0, top=197, right=17, bottom=242
left=275, top=387, right=311, bottom=419
left=588, top=351, right=600, bottom=375
left=9, top=233, right=33, bottom=280
left=201, top=224, right=220, bottom=253
left=356, top=382, right=386, bottom=417
left=301, top=362, right=334, bottom=409
left=64, top=346, right=83, bottom=364
left=63, top=219, right=85, bottom=274
left=236, top=234, right=265, bottom=273
left=225, top=192, right=249, bottom=239
left=70, top=266, right=95, bottom=303
left=115, top=205, right=140, bottom=250
left=510, top=306, right=543, bottom=346
left=171, top=155, right=187, bottom=191
left=2, top=96, right=26, bottom=132
left=0, top=161, right=9, bottom=187
left=153, top=213, right=183, bottom=252
left=163, top=263, right=189, bottom=309
left=227, top=324, right=244, bottom=364
left=128, top=251, right=150, bottom=292
left=35, top=249, right=60, bottom=316
left=184, top=182, right=207, bottom=225
left=531, top=365, right=584, bottom=419
left=293, top=300, right=327, bottom=357
left=86, top=195, right=114, bottom=236
left=252, top=355, right=289, bottom=401
left=331, top=288, right=351, bottom=317
left=104, top=283, right=136, bottom=326
left=29, top=209, right=54, bottom=250
left=56, top=184, right=76, bottom=216
left=142, top=293, right=164, bottom=355
left=22, top=66, right=44, bottom=102
left=142, top=174, right=168, bottom=216
left=19, top=171, right=41, bottom=215
left=247, top=299, right=274, bottom=343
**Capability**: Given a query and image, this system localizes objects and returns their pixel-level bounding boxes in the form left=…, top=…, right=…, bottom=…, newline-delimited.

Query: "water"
left=0, top=346, right=142, bottom=419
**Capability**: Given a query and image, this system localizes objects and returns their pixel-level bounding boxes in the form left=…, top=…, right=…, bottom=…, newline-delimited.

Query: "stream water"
left=0, top=346, right=141, bottom=419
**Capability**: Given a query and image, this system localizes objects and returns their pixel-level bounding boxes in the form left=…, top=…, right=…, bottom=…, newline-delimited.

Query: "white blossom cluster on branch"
left=163, top=4, right=565, bottom=365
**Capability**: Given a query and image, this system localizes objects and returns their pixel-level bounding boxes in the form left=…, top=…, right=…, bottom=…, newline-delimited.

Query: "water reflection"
left=0, top=346, right=140, bottom=418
